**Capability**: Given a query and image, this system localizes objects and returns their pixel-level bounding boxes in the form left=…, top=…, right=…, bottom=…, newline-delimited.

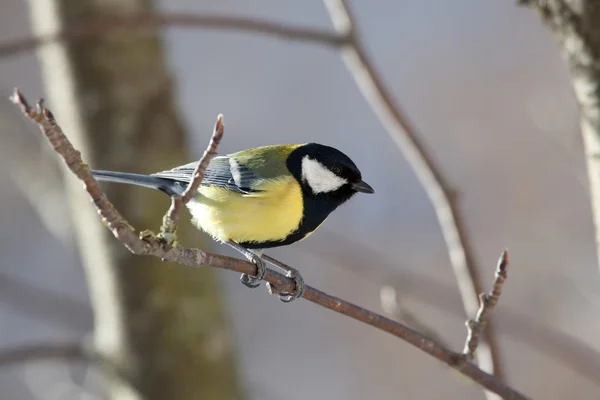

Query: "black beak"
left=352, top=180, right=375, bottom=194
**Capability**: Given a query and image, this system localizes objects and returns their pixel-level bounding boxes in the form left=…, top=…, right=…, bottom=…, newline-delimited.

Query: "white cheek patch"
left=301, top=156, right=348, bottom=194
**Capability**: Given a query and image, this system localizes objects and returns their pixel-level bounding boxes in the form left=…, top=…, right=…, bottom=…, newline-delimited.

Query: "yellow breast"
left=187, top=176, right=304, bottom=245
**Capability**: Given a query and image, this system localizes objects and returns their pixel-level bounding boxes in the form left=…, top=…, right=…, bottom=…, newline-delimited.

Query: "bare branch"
left=11, top=90, right=528, bottom=400
left=0, top=342, right=88, bottom=369
left=159, top=114, right=223, bottom=241
left=0, top=13, right=346, bottom=59
left=181, top=115, right=223, bottom=205
left=0, top=273, right=91, bottom=332
left=322, top=0, right=504, bottom=392
left=0, top=341, right=141, bottom=397
left=462, top=250, right=509, bottom=360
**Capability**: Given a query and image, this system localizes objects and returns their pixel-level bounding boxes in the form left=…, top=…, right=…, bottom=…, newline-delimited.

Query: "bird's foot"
left=226, top=241, right=267, bottom=289
left=226, top=242, right=304, bottom=302
left=266, top=266, right=305, bottom=303
left=240, top=252, right=267, bottom=289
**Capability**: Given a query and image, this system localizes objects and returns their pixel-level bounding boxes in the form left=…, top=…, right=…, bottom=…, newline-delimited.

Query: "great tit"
left=92, top=143, right=374, bottom=302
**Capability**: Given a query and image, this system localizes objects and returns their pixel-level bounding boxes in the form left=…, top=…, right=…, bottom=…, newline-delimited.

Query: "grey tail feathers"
left=91, top=170, right=186, bottom=197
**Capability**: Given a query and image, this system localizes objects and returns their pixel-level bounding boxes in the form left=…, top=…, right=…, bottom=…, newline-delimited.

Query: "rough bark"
left=27, top=1, right=243, bottom=399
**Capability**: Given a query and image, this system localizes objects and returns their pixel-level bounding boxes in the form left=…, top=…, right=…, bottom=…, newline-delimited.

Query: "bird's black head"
left=287, top=143, right=374, bottom=203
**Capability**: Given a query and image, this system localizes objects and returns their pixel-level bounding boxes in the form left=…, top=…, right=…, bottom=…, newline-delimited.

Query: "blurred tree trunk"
left=27, top=1, right=243, bottom=399
left=567, top=0, right=600, bottom=273
left=522, top=1, right=600, bottom=270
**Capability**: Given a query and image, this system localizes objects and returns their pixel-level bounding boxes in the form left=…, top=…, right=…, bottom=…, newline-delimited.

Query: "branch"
left=322, top=0, right=504, bottom=393
left=0, top=340, right=141, bottom=397
left=0, top=13, right=346, bottom=59
left=11, top=90, right=528, bottom=400
left=462, top=251, right=509, bottom=361
left=159, top=114, right=223, bottom=241
left=0, top=273, right=91, bottom=332
left=0, top=342, right=88, bottom=369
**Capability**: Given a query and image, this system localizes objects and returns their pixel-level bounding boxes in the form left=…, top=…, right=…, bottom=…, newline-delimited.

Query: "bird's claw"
left=227, top=241, right=304, bottom=302
left=266, top=268, right=305, bottom=303
left=240, top=253, right=266, bottom=289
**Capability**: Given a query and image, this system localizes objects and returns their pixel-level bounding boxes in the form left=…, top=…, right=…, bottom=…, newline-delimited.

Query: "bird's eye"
left=332, top=165, right=342, bottom=175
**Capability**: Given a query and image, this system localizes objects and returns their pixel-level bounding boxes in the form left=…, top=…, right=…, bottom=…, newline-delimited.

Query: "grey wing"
left=151, top=156, right=261, bottom=194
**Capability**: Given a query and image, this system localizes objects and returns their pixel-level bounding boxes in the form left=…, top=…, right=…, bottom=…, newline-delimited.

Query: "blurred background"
left=1, top=0, right=599, bottom=399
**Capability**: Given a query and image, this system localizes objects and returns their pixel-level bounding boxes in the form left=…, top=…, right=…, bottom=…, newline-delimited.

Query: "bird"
left=92, top=142, right=374, bottom=302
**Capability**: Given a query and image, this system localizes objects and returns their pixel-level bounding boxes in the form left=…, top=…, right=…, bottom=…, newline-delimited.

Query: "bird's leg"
left=262, top=254, right=305, bottom=303
left=225, top=242, right=304, bottom=302
left=227, top=241, right=266, bottom=289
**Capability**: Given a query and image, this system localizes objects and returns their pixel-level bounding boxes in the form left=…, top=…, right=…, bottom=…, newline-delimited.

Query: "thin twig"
left=0, top=341, right=142, bottom=396
left=0, top=342, right=88, bottom=368
left=0, top=273, right=91, bottom=332
left=159, top=114, right=223, bottom=241
left=462, top=250, right=509, bottom=360
left=11, top=90, right=528, bottom=400
left=181, top=116, right=223, bottom=205
left=321, top=0, right=503, bottom=390
left=0, top=13, right=346, bottom=59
